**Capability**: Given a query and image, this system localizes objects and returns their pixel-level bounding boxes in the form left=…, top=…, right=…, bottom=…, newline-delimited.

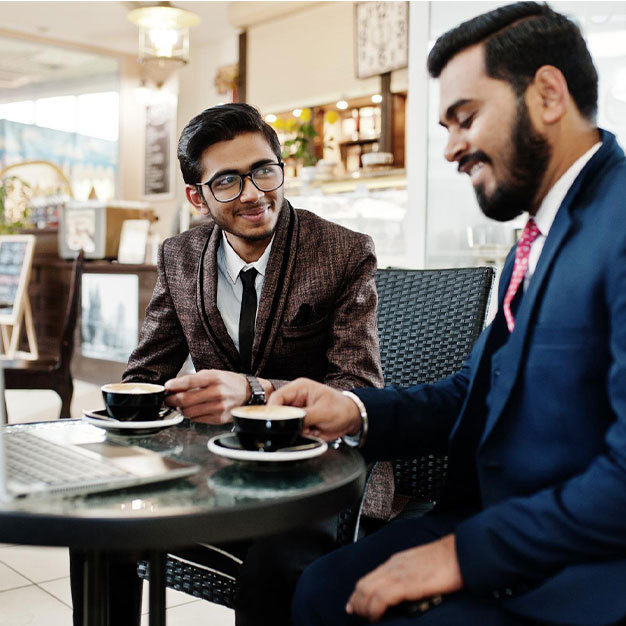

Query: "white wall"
left=172, top=35, right=239, bottom=229
left=247, top=1, right=407, bottom=113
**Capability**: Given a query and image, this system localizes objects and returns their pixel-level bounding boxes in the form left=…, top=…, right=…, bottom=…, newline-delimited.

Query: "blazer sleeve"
left=354, top=336, right=482, bottom=462
left=122, top=241, right=190, bottom=384
left=321, top=233, right=383, bottom=390
left=455, top=238, right=626, bottom=593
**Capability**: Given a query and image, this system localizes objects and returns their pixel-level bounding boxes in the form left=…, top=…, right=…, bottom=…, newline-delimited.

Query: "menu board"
left=0, top=235, right=35, bottom=325
left=144, top=101, right=176, bottom=198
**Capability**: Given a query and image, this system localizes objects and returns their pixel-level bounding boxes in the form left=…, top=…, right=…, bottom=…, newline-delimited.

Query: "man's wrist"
left=244, top=375, right=266, bottom=405
left=341, top=390, right=368, bottom=448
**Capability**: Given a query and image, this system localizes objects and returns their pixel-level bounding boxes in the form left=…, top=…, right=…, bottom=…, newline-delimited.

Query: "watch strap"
left=245, top=374, right=266, bottom=405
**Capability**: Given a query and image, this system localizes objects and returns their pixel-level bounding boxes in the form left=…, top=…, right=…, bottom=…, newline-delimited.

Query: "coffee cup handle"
left=159, top=406, right=177, bottom=418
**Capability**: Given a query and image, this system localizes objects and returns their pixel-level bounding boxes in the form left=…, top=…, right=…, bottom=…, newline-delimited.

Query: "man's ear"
left=529, top=65, right=569, bottom=125
left=185, top=185, right=210, bottom=216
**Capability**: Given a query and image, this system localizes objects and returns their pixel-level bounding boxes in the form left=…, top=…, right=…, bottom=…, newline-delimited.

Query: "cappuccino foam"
left=101, top=383, right=164, bottom=395
left=231, top=405, right=305, bottom=420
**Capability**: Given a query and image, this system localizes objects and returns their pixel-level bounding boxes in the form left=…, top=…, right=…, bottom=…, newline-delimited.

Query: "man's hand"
left=268, top=378, right=362, bottom=440
left=164, top=369, right=266, bottom=424
left=345, top=534, right=463, bottom=622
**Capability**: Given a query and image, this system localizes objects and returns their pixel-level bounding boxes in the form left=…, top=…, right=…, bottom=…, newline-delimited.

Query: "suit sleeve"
left=355, top=336, right=479, bottom=463
left=455, top=237, right=626, bottom=593
left=122, top=241, right=190, bottom=384
left=322, top=233, right=383, bottom=390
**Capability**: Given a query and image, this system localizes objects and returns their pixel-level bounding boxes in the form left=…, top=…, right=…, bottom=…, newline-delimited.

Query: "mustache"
left=458, top=151, right=492, bottom=174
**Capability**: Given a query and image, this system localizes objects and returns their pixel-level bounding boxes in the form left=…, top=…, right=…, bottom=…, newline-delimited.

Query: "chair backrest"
left=374, top=266, right=495, bottom=499
left=59, top=249, right=84, bottom=367
left=375, top=267, right=494, bottom=386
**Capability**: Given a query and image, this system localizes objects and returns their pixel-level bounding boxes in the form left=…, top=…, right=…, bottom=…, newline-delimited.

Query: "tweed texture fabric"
left=124, top=200, right=383, bottom=392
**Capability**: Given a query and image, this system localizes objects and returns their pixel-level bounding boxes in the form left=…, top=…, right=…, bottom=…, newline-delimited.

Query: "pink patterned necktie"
left=503, top=218, right=540, bottom=332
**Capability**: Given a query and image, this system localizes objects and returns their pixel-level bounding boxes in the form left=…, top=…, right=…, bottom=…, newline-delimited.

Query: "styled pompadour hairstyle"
left=427, top=1, right=598, bottom=120
left=178, top=103, right=282, bottom=184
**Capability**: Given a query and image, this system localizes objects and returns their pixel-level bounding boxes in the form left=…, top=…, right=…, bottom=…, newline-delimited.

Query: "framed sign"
left=0, top=235, right=35, bottom=325
left=81, top=273, right=138, bottom=363
left=117, top=219, right=150, bottom=264
left=0, top=234, right=38, bottom=358
left=355, top=1, right=409, bottom=79
left=143, top=100, right=177, bottom=198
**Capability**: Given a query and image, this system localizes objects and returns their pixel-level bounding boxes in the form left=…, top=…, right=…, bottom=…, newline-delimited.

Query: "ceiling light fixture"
left=128, top=2, right=200, bottom=87
left=336, top=100, right=348, bottom=110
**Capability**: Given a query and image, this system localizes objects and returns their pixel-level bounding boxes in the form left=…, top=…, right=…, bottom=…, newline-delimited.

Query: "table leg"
left=148, top=551, right=167, bottom=626
left=84, top=551, right=108, bottom=626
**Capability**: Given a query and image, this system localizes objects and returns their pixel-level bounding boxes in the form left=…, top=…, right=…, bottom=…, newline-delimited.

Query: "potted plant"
left=281, top=108, right=318, bottom=179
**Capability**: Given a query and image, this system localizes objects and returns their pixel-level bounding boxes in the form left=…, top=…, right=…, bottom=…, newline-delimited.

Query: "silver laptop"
left=0, top=366, right=198, bottom=501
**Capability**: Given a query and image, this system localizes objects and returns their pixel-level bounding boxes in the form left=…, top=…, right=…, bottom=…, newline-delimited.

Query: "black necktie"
left=239, top=267, right=258, bottom=373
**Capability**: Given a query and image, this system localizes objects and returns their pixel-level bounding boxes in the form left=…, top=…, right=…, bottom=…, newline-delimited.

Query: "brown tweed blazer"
left=124, top=200, right=383, bottom=391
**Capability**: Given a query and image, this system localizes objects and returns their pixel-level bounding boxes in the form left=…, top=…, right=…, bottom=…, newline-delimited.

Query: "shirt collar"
left=220, top=232, right=274, bottom=285
left=533, top=141, right=601, bottom=237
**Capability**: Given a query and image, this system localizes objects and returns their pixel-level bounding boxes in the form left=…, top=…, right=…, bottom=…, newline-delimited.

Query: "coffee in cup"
left=231, top=405, right=306, bottom=452
left=101, top=382, right=174, bottom=422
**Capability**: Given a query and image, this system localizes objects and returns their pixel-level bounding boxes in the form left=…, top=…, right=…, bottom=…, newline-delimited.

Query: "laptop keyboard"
left=6, top=429, right=129, bottom=486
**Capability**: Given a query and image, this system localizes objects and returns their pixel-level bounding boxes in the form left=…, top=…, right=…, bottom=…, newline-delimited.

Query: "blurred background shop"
left=1, top=0, right=626, bottom=388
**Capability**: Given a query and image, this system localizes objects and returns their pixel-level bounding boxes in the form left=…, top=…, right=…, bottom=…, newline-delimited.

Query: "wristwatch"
left=245, top=374, right=266, bottom=405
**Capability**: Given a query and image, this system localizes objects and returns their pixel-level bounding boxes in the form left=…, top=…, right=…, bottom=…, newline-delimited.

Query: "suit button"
left=493, top=369, right=501, bottom=377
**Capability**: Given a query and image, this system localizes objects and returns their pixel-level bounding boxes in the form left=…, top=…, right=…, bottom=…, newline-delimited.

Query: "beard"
left=205, top=193, right=283, bottom=242
left=473, top=100, right=551, bottom=222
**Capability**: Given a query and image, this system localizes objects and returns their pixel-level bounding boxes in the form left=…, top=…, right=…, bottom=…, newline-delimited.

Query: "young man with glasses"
left=70, top=103, right=383, bottom=626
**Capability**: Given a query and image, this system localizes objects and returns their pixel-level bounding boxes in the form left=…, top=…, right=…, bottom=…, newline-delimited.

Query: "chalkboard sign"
left=0, top=235, right=35, bottom=326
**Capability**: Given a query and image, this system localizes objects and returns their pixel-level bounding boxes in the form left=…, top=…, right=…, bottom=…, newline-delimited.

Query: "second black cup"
left=231, top=405, right=306, bottom=451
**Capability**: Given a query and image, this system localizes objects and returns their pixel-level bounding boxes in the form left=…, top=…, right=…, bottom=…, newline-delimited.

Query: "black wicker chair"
left=338, top=266, right=495, bottom=543
left=138, top=265, right=495, bottom=607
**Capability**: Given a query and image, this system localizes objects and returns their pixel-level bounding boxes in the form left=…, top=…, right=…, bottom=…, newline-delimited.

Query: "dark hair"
left=427, top=2, right=598, bottom=120
left=177, top=103, right=282, bottom=184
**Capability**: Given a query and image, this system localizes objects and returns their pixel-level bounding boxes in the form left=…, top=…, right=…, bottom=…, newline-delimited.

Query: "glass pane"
left=0, top=101, right=34, bottom=124
left=35, top=96, right=78, bottom=133
left=78, top=92, right=119, bottom=141
left=425, top=1, right=626, bottom=270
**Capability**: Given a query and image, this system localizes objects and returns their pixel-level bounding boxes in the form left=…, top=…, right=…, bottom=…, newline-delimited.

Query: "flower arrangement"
left=0, top=176, right=31, bottom=234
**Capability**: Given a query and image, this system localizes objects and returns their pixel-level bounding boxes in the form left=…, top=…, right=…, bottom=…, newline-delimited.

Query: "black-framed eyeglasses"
left=195, top=162, right=285, bottom=203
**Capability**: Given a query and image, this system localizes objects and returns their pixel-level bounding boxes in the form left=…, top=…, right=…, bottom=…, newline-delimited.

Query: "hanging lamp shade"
left=127, top=4, right=200, bottom=86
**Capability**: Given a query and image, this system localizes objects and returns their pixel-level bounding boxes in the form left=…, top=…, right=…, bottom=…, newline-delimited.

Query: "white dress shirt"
left=216, top=233, right=273, bottom=352
left=525, top=141, right=601, bottom=288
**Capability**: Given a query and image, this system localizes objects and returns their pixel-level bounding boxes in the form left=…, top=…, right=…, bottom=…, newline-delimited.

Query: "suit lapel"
left=480, top=185, right=576, bottom=444
left=253, top=200, right=297, bottom=374
left=196, top=223, right=241, bottom=370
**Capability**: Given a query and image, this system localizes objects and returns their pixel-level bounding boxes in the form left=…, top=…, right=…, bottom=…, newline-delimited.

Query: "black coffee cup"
left=231, top=405, right=306, bottom=452
left=101, top=382, right=175, bottom=422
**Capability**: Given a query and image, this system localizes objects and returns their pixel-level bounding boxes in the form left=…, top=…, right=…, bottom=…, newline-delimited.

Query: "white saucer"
left=82, top=409, right=184, bottom=436
left=208, top=433, right=327, bottom=462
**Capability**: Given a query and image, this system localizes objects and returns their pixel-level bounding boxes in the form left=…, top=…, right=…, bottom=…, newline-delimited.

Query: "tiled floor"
left=1, top=380, right=235, bottom=626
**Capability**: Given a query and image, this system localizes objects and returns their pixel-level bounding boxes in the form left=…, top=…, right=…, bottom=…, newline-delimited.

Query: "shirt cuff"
left=341, top=390, right=369, bottom=448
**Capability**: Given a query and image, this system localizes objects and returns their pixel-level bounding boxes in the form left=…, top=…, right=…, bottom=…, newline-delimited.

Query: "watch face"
left=248, top=393, right=266, bottom=405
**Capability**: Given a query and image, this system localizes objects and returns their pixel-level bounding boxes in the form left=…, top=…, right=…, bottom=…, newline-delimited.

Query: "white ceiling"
left=0, top=1, right=320, bottom=98
left=0, top=2, right=238, bottom=55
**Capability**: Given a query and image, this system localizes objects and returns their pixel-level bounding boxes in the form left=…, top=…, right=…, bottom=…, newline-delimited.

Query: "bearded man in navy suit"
left=271, top=3, right=626, bottom=625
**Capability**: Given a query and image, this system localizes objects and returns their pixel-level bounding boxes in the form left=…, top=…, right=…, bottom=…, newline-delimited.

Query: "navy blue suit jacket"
left=356, top=130, right=626, bottom=626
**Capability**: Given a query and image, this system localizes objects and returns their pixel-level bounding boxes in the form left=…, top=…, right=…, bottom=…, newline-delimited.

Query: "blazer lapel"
left=253, top=200, right=298, bottom=374
left=480, top=189, right=576, bottom=444
left=196, top=223, right=241, bottom=370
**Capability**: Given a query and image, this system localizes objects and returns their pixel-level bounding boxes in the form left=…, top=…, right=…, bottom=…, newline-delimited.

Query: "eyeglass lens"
left=210, top=164, right=284, bottom=202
